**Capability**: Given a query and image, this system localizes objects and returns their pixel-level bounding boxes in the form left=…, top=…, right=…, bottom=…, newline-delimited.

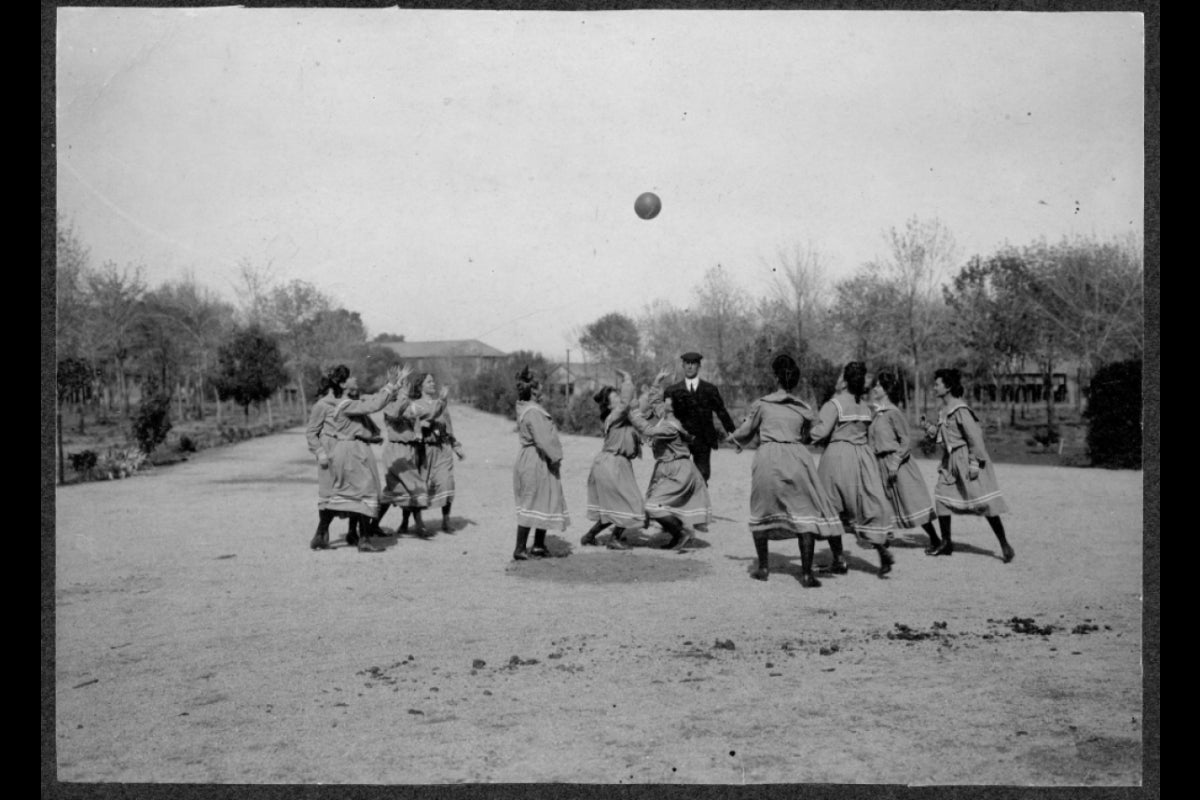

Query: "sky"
left=55, top=7, right=1145, bottom=360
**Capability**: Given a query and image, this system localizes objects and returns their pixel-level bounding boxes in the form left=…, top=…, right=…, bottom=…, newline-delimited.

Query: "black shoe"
left=828, top=559, right=849, bottom=575
left=606, top=537, right=631, bottom=550
left=923, top=536, right=942, bottom=556
left=310, top=530, right=329, bottom=550
left=931, top=540, right=954, bottom=557
left=415, top=527, right=435, bottom=539
left=751, top=567, right=769, bottom=581
left=513, top=548, right=530, bottom=561
left=529, top=546, right=550, bottom=558
left=580, top=532, right=599, bottom=546
left=878, top=549, right=894, bottom=578
left=346, top=530, right=360, bottom=547
left=357, top=538, right=384, bottom=553
left=1001, top=543, right=1015, bottom=563
left=799, top=572, right=822, bottom=588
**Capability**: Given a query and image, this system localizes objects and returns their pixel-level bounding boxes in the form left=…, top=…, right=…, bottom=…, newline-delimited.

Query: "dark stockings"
left=310, top=509, right=334, bottom=550
left=921, top=521, right=941, bottom=554
left=933, top=515, right=954, bottom=555
left=531, top=529, right=548, bottom=556
left=513, top=526, right=531, bottom=560
left=581, top=520, right=611, bottom=546
left=988, top=516, right=1015, bottom=562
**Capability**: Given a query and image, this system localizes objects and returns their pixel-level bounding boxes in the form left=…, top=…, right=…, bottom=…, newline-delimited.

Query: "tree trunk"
left=266, top=394, right=273, bottom=427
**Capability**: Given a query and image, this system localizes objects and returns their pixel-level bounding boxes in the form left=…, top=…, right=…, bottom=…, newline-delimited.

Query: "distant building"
left=973, top=362, right=1081, bottom=407
left=545, top=362, right=625, bottom=398
left=376, top=339, right=507, bottom=379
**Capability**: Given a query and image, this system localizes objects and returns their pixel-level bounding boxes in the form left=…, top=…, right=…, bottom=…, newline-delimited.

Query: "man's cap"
left=680, top=351, right=703, bottom=362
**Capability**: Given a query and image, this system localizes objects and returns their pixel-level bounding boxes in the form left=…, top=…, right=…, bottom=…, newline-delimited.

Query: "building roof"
left=377, top=339, right=507, bottom=359
left=546, top=362, right=623, bottom=385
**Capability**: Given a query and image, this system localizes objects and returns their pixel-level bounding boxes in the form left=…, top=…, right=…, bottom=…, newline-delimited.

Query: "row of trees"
left=54, top=222, right=417, bottom=482
left=574, top=218, right=1144, bottom=424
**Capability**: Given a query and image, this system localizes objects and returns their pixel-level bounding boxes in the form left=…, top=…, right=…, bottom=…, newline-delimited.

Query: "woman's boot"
left=798, top=534, right=821, bottom=587
left=580, top=521, right=609, bottom=546
left=530, top=529, right=550, bottom=558
left=310, top=510, right=333, bottom=550
left=751, top=537, right=770, bottom=581
left=513, top=526, right=531, bottom=560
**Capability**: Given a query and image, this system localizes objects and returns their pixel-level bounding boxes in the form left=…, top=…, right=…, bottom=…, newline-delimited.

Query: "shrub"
left=132, top=392, right=173, bottom=455
left=97, top=446, right=148, bottom=480
left=177, top=435, right=197, bottom=453
left=68, top=450, right=99, bottom=478
left=1085, top=359, right=1142, bottom=469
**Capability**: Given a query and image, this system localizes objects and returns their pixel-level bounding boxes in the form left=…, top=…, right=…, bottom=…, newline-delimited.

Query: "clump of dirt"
left=1071, top=624, right=1101, bottom=635
left=1001, top=617, right=1055, bottom=636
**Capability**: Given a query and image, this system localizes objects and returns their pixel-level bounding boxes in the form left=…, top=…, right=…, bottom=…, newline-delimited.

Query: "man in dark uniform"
left=663, top=351, right=736, bottom=484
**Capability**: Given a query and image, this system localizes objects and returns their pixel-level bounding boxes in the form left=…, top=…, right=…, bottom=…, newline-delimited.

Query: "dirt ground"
left=52, top=402, right=1146, bottom=785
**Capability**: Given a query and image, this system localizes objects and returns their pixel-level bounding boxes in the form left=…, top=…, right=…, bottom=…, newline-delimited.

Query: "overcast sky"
left=55, top=7, right=1145, bottom=359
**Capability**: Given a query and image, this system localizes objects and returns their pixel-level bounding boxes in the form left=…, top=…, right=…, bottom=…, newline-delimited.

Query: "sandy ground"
left=52, top=402, right=1146, bottom=785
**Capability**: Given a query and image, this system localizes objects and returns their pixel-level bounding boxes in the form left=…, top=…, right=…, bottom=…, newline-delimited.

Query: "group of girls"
left=305, top=363, right=465, bottom=552
left=509, top=357, right=1013, bottom=588
left=512, top=365, right=711, bottom=560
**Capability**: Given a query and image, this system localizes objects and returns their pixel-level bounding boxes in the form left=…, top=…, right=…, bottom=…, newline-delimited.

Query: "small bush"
left=97, top=446, right=148, bottom=480
left=68, top=450, right=99, bottom=478
left=1085, top=359, right=1142, bottom=469
left=132, top=393, right=173, bottom=455
left=177, top=435, right=197, bottom=453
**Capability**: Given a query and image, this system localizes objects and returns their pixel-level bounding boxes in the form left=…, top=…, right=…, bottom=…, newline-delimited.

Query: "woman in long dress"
left=306, top=365, right=349, bottom=550
left=627, top=370, right=711, bottom=551
left=729, top=354, right=843, bottom=585
left=580, top=371, right=645, bottom=550
left=317, top=364, right=406, bottom=552
left=512, top=366, right=569, bottom=559
left=867, top=371, right=942, bottom=554
left=919, top=367, right=1014, bottom=562
left=377, top=376, right=445, bottom=536
left=809, top=361, right=896, bottom=577
left=411, top=373, right=464, bottom=535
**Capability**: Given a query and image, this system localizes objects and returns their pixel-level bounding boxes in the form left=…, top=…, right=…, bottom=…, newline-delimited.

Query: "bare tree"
left=692, top=264, right=752, bottom=383
left=84, top=261, right=148, bottom=418
left=1021, top=234, right=1145, bottom=413
left=880, top=216, right=959, bottom=414
left=765, top=242, right=829, bottom=359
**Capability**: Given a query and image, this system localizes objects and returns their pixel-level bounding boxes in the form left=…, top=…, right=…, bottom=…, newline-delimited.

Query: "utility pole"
left=565, top=348, right=571, bottom=399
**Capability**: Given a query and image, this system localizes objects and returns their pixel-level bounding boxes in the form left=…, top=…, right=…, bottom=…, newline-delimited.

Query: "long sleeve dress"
left=323, top=386, right=397, bottom=519
left=809, top=392, right=894, bottom=545
left=585, top=381, right=645, bottom=528
left=306, top=394, right=340, bottom=511
left=380, top=394, right=429, bottom=510
left=928, top=400, right=1009, bottom=517
left=628, top=394, right=711, bottom=528
left=513, top=400, right=570, bottom=530
left=729, top=391, right=843, bottom=541
left=410, top=396, right=463, bottom=509
left=868, top=403, right=937, bottom=529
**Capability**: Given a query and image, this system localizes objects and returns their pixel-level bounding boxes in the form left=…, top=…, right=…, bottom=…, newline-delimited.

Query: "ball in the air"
left=634, top=192, right=662, bottom=220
